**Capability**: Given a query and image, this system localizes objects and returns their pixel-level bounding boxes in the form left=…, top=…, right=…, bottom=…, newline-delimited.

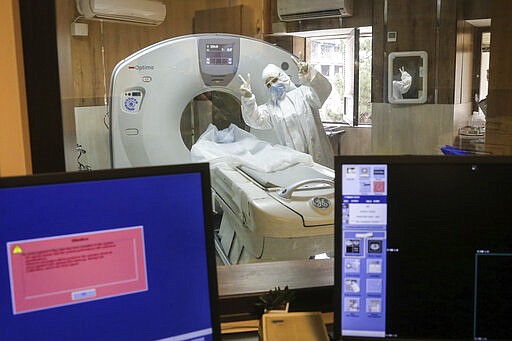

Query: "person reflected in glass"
left=392, top=66, right=412, bottom=100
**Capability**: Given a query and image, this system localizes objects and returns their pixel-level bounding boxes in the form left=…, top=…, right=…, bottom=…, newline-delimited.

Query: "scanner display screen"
left=335, top=156, right=512, bottom=340
left=205, top=43, right=234, bottom=65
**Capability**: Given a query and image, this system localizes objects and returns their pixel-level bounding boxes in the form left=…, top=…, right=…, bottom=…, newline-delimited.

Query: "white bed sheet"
left=191, top=124, right=314, bottom=173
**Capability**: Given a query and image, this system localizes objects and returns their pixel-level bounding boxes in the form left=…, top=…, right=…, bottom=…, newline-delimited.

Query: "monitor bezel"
left=0, top=163, right=221, bottom=340
left=333, top=155, right=512, bottom=340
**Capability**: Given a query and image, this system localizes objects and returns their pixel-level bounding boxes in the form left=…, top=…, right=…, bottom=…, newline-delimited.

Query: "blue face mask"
left=269, top=82, right=286, bottom=102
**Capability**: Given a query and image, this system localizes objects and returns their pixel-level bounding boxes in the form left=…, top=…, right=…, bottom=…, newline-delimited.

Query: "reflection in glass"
left=387, top=51, right=428, bottom=104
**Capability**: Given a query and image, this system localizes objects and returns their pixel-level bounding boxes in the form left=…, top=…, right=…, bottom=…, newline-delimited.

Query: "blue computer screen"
left=0, top=165, right=219, bottom=340
left=334, top=156, right=512, bottom=340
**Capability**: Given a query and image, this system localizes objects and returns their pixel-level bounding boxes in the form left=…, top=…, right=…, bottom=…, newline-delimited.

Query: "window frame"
left=308, top=27, right=372, bottom=127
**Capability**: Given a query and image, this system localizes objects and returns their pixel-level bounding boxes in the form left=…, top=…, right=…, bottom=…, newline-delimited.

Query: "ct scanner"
left=109, top=34, right=334, bottom=264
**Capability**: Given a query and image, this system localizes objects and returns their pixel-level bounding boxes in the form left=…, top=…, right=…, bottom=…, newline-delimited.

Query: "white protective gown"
left=392, top=70, right=412, bottom=100
left=241, top=65, right=334, bottom=169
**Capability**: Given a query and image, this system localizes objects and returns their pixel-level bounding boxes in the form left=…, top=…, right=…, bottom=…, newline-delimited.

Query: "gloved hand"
left=292, top=52, right=310, bottom=81
left=238, top=74, right=252, bottom=98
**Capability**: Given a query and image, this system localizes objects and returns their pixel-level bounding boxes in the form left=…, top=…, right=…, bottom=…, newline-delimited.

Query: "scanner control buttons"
left=121, top=89, right=144, bottom=113
left=124, top=97, right=139, bottom=111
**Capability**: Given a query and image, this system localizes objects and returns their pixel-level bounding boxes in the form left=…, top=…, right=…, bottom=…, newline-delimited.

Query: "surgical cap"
left=261, top=64, right=297, bottom=91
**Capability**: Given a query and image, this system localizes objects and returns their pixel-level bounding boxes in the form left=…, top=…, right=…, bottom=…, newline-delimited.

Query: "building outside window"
left=309, top=27, right=372, bottom=126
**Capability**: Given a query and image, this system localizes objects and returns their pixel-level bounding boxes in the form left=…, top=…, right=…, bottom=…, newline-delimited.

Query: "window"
left=321, top=65, right=331, bottom=77
left=309, top=27, right=372, bottom=126
left=358, top=34, right=372, bottom=125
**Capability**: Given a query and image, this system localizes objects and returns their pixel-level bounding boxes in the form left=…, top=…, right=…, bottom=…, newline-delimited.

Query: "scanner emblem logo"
left=311, top=197, right=331, bottom=210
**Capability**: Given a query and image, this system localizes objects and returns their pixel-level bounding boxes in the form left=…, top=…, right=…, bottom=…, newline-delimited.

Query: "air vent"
left=279, top=9, right=344, bottom=22
left=277, top=0, right=353, bottom=22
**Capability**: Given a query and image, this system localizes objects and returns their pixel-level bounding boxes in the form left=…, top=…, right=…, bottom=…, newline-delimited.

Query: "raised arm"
left=238, top=73, right=272, bottom=129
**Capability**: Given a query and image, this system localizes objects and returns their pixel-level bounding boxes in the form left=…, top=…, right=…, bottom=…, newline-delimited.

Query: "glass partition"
left=16, top=0, right=510, bottom=302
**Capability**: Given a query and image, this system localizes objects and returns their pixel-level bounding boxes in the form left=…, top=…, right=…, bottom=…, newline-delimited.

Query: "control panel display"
left=198, top=38, right=240, bottom=86
left=341, top=164, right=388, bottom=337
left=205, top=44, right=234, bottom=65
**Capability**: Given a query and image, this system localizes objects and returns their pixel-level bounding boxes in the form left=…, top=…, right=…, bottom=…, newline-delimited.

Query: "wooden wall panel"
left=195, top=6, right=240, bottom=34
left=463, top=0, right=491, bottom=20
left=437, top=0, right=458, bottom=104
left=194, top=5, right=257, bottom=36
left=386, top=0, right=437, bottom=52
left=454, top=16, right=464, bottom=105
left=485, top=0, right=512, bottom=154
left=169, top=0, right=264, bottom=37
left=372, top=0, right=456, bottom=105
left=386, top=0, right=437, bottom=103
left=371, top=0, right=385, bottom=103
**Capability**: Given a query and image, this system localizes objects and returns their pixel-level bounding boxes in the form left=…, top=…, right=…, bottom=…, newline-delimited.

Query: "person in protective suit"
left=392, top=66, right=412, bottom=100
left=238, top=55, right=334, bottom=169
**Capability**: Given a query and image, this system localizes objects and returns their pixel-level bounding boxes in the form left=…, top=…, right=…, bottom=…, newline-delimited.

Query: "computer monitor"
left=0, top=164, right=220, bottom=340
left=334, top=155, right=512, bottom=340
